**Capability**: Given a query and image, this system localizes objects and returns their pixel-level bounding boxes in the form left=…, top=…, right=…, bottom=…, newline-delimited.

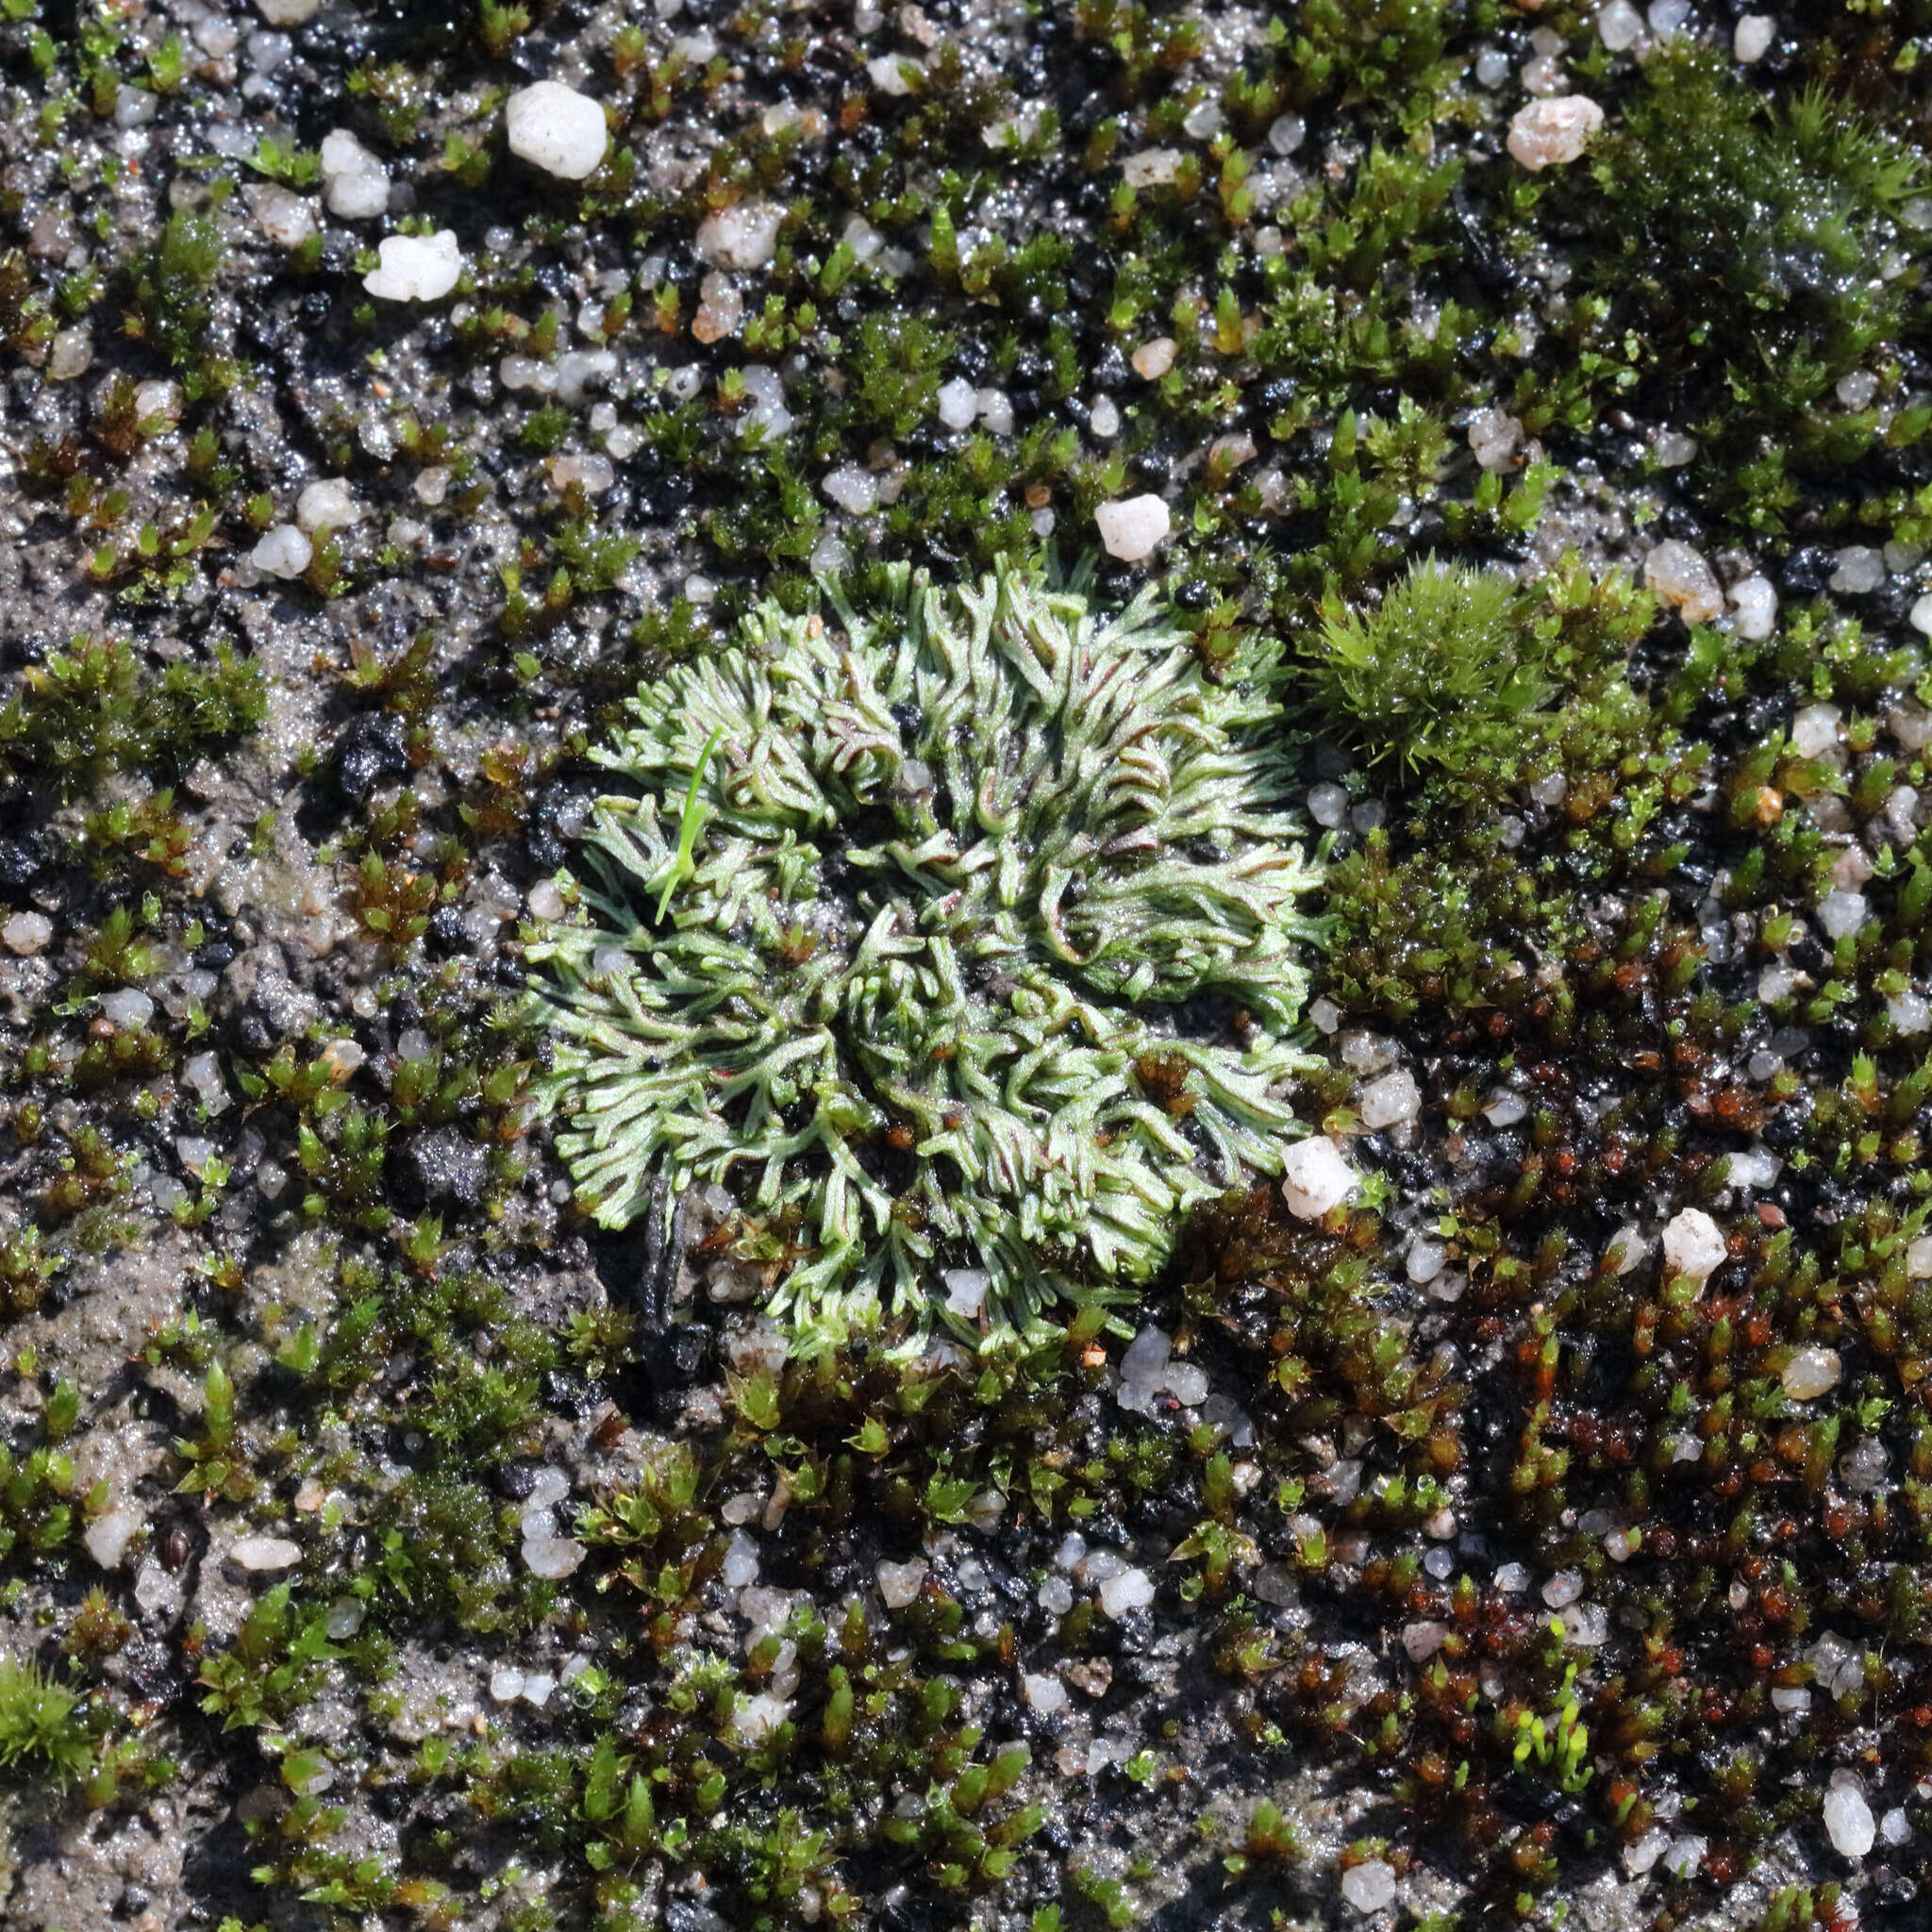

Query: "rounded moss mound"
left=531, top=559, right=1323, bottom=1346
left=1305, top=558, right=1549, bottom=772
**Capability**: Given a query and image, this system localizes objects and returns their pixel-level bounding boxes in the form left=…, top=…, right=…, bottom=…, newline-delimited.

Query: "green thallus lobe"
left=530, top=558, right=1324, bottom=1348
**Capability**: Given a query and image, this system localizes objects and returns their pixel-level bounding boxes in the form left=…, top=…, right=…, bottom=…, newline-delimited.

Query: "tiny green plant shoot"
left=1510, top=1641, right=1592, bottom=1796
left=530, top=558, right=1324, bottom=1349
left=655, top=723, right=725, bottom=922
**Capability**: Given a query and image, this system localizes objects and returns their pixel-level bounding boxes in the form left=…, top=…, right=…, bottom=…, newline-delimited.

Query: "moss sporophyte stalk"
left=529, top=559, right=1324, bottom=1347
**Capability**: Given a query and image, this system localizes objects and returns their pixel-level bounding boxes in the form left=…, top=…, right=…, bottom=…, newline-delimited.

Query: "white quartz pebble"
left=1824, top=1782, right=1876, bottom=1858
left=1816, top=890, right=1867, bottom=941
left=695, top=200, right=784, bottom=271
left=1624, top=1827, right=1671, bottom=1874
left=876, top=1557, right=927, bottom=1607
left=1807, top=1633, right=1866, bottom=1698
left=100, top=988, right=154, bottom=1030
left=85, top=1508, right=144, bottom=1571
left=3, top=911, right=53, bottom=957
left=251, top=186, right=317, bottom=248
left=1131, top=338, right=1175, bottom=380
left=1341, top=1859, right=1396, bottom=1914
left=1782, top=1347, right=1842, bottom=1402
left=251, top=525, right=312, bottom=578
left=1405, top=1239, right=1444, bottom=1284
left=506, top=80, right=608, bottom=181
left=525, top=1467, right=570, bottom=1509
left=319, top=129, right=388, bottom=219
left=1729, top=575, right=1777, bottom=640
left=1280, top=1136, right=1356, bottom=1220
left=1094, top=494, right=1171, bottom=561
left=936, top=375, right=978, bottom=428
left=1662, top=1208, right=1725, bottom=1282
left=1542, top=1570, right=1585, bottom=1608
left=1121, top=1324, right=1172, bottom=1385
left=1662, top=1836, right=1706, bottom=1878
left=175, top=1135, right=216, bottom=1175
left=1735, top=14, right=1774, bottom=61
left=1097, top=1567, right=1154, bottom=1618
left=1023, top=1671, right=1067, bottom=1715
left=1401, top=1621, right=1448, bottom=1661
left=721, top=1529, right=760, bottom=1588
left=1121, top=148, right=1182, bottom=188
left=296, top=478, right=360, bottom=533
left=522, top=1535, right=586, bottom=1578
left=1307, top=782, right=1348, bottom=828
left=867, top=52, right=924, bottom=95
left=1792, top=704, right=1843, bottom=761
left=1467, top=407, right=1523, bottom=472
left=1643, top=540, right=1724, bottom=625
left=1563, top=1603, right=1609, bottom=1647
left=1267, top=112, right=1306, bottom=155
left=549, top=454, right=615, bottom=497
left=691, top=274, right=743, bottom=342
left=1358, top=1069, right=1420, bottom=1131
left=739, top=364, right=793, bottom=440
left=1507, top=95, right=1605, bottom=171
left=822, top=465, right=878, bottom=514
left=555, top=349, right=616, bottom=405
left=1598, top=0, right=1645, bottom=51
left=841, top=213, right=882, bottom=261
left=1830, top=546, right=1884, bottom=595
left=731, top=1693, right=791, bottom=1744
left=363, top=230, right=464, bottom=302
left=230, top=1535, right=303, bottom=1573
left=1725, top=1148, right=1780, bottom=1191
left=942, top=1269, right=990, bottom=1320
left=48, top=329, right=91, bottom=381
left=1606, top=1224, right=1649, bottom=1274
left=182, top=1051, right=229, bottom=1111
left=1164, top=1364, right=1208, bottom=1407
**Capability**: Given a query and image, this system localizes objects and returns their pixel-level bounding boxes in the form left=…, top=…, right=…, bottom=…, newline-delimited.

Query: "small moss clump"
left=1302, top=558, right=1557, bottom=771
left=532, top=558, right=1322, bottom=1346
left=0, top=1655, right=92, bottom=1788
left=0, top=635, right=264, bottom=796
left=1591, top=48, right=1924, bottom=387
